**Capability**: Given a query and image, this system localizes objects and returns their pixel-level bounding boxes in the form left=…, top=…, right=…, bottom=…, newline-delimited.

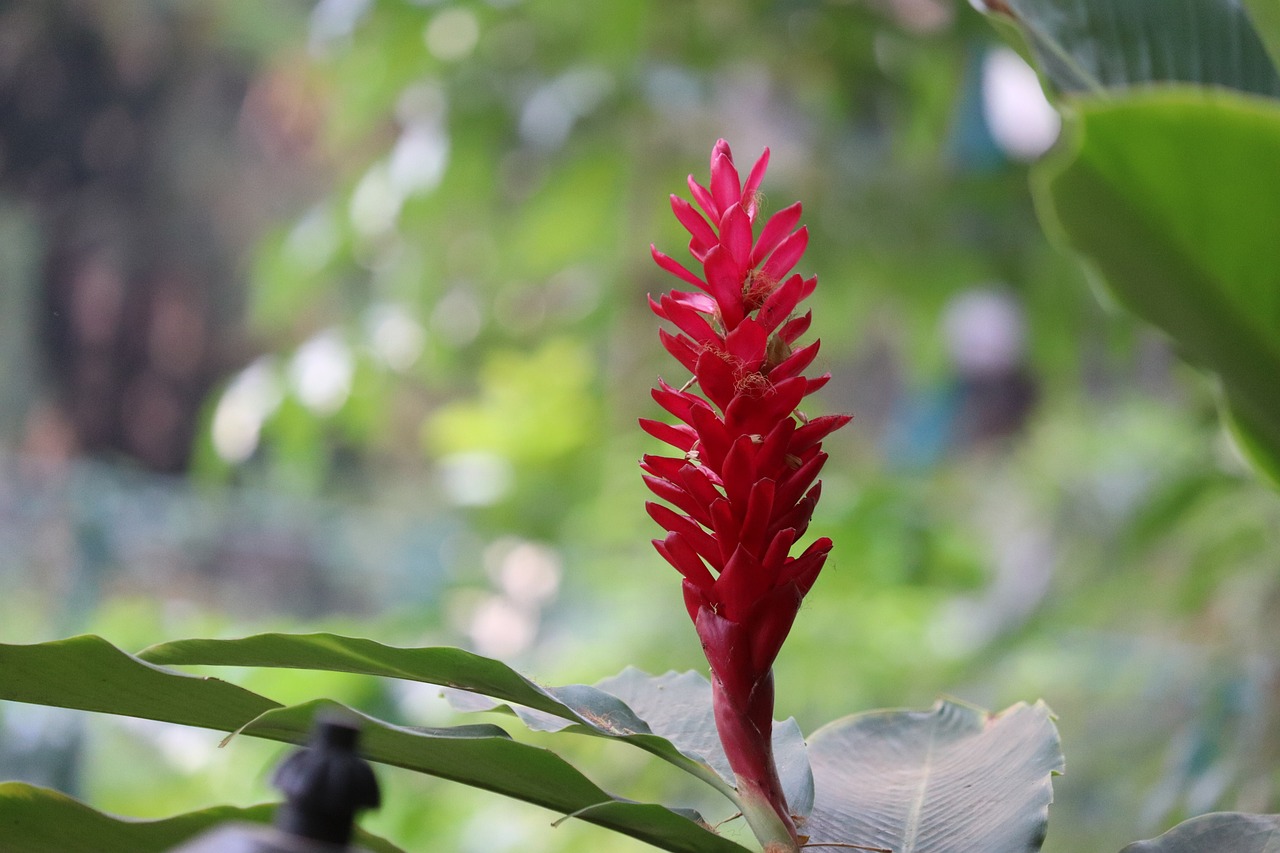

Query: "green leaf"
left=0, top=636, right=751, bottom=853
left=453, top=666, right=814, bottom=816
left=595, top=668, right=814, bottom=818
left=975, top=0, right=1280, bottom=97
left=0, top=783, right=403, bottom=853
left=801, top=700, right=1062, bottom=853
left=1244, top=0, right=1280, bottom=72
left=141, top=633, right=784, bottom=805
left=140, top=632, right=593, bottom=720
left=1034, top=89, right=1280, bottom=485
left=1118, top=812, right=1280, bottom=852
left=0, top=634, right=281, bottom=727
left=0, top=783, right=273, bottom=853
left=238, top=699, right=751, bottom=853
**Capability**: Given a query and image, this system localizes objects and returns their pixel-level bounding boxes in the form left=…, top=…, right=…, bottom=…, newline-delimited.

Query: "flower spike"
left=642, top=139, right=849, bottom=852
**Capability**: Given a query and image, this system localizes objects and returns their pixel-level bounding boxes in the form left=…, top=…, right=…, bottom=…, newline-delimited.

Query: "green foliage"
left=970, top=0, right=1280, bottom=848
left=0, top=785, right=273, bottom=853
left=1245, top=0, right=1280, bottom=68
left=0, top=635, right=747, bottom=853
left=0, top=784, right=401, bottom=853
left=242, top=700, right=743, bottom=853
left=979, top=0, right=1280, bottom=490
left=424, top=338, right=600, bottom=465
left=142, top=633, right=742, bottom=800
left=7, top=1, right=1280, bottom=852
left=980, top=0, right=1280, bottom=95
left=1034, top=90, right=1280, bottom=484
left=1, top=633, right=1065, bottom=853
left=0, top=635, right=279, bottom=728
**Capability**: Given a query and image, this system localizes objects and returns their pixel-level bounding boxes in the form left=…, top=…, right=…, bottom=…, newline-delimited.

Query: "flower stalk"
left=642, top=139, right=850, bottom=851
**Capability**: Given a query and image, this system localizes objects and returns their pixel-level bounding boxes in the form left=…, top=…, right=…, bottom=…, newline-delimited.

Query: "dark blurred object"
left=0, top=0, right=315, bottom=472
left=942, top=288, right=1039, bottom=446
left=167, top=717, right=381, bottom=853
left=272, top=717, right=381, bottom=847
left=884, top=288, right=1039, bottom=466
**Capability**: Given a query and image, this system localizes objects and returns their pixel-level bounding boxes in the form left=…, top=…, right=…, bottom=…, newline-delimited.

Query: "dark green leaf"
left=1034, top=89, right=1280, bottom=485
left=0, top=634, right=281, bottom=727
left=801, top=700, right=1062, bottom=853
left=1119, top=812, right=1280, bottom=852
left=140, top=634, right=783, bottom=804
left=0, top=783, right=403, bottom=853
left=975, top=0, right=1280, bottom=97
left=140, top=632, right=616, bottom=726
left=0, top=637, right=751, bottom=853
left=237, top=699, right=750, bottom=853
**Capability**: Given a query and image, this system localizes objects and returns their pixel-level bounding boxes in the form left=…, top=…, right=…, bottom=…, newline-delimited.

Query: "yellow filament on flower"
left=742, top=269, right=779, bottom=312
left=734, top=372, right=773, bottom=398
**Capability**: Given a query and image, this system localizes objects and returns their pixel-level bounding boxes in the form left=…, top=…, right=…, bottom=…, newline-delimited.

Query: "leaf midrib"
left=900, top=717, right=940, bottom=853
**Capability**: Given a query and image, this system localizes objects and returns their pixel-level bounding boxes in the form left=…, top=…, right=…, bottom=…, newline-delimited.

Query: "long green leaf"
left=140, top=633, right=800, bottom=807
left=0, top=634, right=281, bottom=726
left=1034, top=89, right=1280, bottom=485
left=801, top=700, right=1062, bottom=853
left=140, top=632, right=638, bottom=726
left=0, top=636, right=752, bottom=853
left=238, top=699, right=749, bottom=853
left=1118, top=812, right=1280, bottom=852
left=975, top=0, right=1280, bottom=97
left=0, top=783, right=403, bottom=853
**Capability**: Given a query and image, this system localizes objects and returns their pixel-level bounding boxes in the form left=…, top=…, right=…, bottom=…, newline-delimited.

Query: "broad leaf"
left=0, top=636, right=753, bottom=853
left=801, top=700, right=1062, bottom=853
left=1119, top=812, right=1280, bottom=852
left=0, top=783, right=402, bottom=853
left=1034, top=89, right=1280, bottom=485
left=974, top=0, right=1280, bottom=97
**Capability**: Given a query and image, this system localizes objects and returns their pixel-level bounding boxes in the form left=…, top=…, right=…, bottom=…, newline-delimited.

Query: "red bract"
left=642, top=139, right=850, bottom=851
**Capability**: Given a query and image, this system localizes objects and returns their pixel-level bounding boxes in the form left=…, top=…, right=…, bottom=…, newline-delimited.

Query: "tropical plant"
left=3, top=1, right=1280, bottom=852
left=0, top=138, right=1064, bottom=853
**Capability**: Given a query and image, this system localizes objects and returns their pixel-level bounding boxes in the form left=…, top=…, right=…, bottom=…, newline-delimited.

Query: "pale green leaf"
left=1119, top=812, right=1280, bottom=852
left=595, top=668, right=814, bottom=818
left=455, top=666, right=814, bottom=816
left=801, top=700, right=1062, bottom=853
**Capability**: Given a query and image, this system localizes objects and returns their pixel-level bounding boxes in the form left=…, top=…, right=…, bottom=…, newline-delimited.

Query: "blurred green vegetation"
left=2, top=1, right=1279, bottom=852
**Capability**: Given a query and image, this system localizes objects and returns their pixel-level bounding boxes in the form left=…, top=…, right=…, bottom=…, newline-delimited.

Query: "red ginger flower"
left=642, top=139, right=850, bottom=851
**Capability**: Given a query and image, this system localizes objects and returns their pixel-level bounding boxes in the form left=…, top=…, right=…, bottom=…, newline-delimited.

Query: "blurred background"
left=2, top=1, right=1279, bottom=851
